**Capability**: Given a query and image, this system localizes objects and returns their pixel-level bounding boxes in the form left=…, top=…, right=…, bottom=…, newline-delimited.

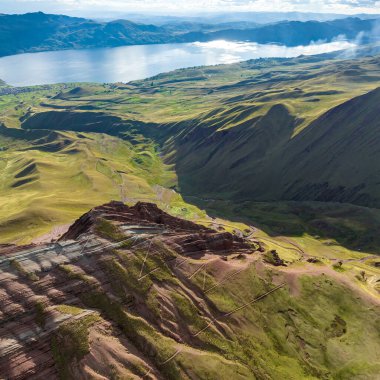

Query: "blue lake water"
left=0, top=40, right=355, bottom=86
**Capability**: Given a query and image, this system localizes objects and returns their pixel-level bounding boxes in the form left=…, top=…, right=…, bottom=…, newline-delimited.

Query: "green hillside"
left=1, top=50, right=380, bottom=249
left=161, top=86, right=380, bottom=208
left=1, top=41, right=380, bottom=380
left=0, top=125, right=205, bottom=243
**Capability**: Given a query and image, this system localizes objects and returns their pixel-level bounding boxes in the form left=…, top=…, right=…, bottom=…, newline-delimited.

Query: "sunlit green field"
left=0, top=127, right=207, bottom=243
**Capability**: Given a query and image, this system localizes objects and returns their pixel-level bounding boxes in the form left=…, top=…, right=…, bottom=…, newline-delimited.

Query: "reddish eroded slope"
left=0, top=202, right=255, bottom=380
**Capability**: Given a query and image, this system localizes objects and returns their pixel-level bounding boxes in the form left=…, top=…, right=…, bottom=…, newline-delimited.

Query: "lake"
left=0, top=40, right=356, bottom=86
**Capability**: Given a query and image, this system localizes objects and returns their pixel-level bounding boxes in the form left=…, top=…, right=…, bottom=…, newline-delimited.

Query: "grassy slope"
left=48, top=221, right=380, bottom=379
left=3, top=53, right=378, bottom=247
left=151, top=60, right=380, bottom=208
left=0, top=126, right=206, bottom=243
left=0, top=53, right=380, bottom=247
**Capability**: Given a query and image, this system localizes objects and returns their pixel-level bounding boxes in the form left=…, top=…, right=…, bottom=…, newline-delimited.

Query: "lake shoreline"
left=0, top=40, right=356, bottom=86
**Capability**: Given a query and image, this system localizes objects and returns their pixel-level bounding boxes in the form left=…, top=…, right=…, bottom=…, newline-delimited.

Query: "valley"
left=2, top=48, right=380, bottom=250
left=1, top=40, right=380, bottom=379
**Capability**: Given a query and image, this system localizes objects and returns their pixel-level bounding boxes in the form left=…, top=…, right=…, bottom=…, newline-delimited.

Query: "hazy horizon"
left=1, top=0, right=380, bottom=19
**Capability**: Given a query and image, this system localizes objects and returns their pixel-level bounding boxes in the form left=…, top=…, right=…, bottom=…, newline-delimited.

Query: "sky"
left=0, top=0, right=379, bottom=16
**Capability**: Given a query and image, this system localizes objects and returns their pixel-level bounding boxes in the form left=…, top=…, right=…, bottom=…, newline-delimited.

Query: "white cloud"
left=1, top=0, right=380, bottom=15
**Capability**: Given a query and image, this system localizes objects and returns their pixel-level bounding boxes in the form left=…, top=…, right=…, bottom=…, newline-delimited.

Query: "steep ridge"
left=62, top=201, right=211, bottom=239
left=158, top=87, right=380, bottom=207
left=0, top=202, right=252, bottom=379
left=1, top=201, right=379, bottom=379
left=276, top=86, right=380, bottom=205
left=162, top=103, right=298, bottom=199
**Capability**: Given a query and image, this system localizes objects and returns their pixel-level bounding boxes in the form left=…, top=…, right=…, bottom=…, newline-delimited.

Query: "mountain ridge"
left=161, top=87, right=380, bottom=207
left=0, top=12, right=379, bottom=57
left=179, top=17, right=380, bottom=46
left=1, top=200, right=379, bottom=380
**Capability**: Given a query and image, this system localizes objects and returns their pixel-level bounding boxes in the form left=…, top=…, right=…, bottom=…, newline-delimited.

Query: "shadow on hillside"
left=184, top=196, right=380, bottom=255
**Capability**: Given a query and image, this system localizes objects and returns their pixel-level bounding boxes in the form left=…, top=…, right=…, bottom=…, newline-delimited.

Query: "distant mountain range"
left=122, top=11, right=380, bottom=25
left=0, top=12, right=379, bottom=57
left=0, top=12, right=170, bottom=57
left=179, top=17, right=380, bottom=46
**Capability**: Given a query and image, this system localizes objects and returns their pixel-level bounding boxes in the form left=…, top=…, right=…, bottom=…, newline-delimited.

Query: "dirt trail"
left=254, top=236, right=304, bottom=255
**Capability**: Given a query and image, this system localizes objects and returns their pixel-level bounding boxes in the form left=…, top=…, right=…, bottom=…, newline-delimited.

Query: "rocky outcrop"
left=62, top=201, right=250, bottom=255
left=62, top=201, right=211, bottom=240
left=264, top=250, right=286, bottom=266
